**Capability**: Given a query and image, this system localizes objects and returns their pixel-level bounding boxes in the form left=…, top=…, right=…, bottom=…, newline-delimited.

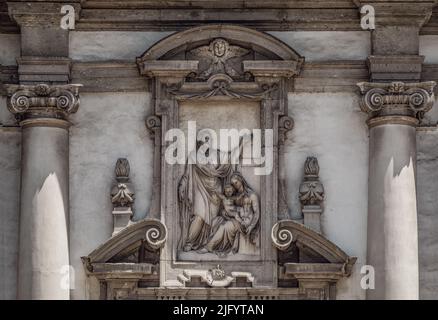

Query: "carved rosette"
left=357, top=81, right=436, bottom=126
left=4, top=83, right=82, bottom=123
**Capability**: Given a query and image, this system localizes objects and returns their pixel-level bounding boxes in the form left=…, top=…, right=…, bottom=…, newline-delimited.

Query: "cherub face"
left=224, top=185, right=234, bottom=197
left=213, top=39, right=226, bottom=57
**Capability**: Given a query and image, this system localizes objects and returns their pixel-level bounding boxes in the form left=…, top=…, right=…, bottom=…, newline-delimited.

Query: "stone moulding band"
left=19, top=118, right=72, bottom=129
left=366, top=115, right=420, bottom=128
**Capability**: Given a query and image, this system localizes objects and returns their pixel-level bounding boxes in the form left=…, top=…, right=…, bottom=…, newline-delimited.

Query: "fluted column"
left=357, top=81, right=435, bottom=299
left=4, top=83, right=81, bottom=299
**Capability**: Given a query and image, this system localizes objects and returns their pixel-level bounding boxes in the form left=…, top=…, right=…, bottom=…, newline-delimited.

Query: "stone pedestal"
left=302, top=206, right=323, bottom=234
left=4, top=83, right=81, bottom=299
left=357, top=81, right=435, bottom=299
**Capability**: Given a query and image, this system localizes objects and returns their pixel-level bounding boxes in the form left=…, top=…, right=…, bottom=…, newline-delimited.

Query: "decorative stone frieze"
left=4, top=83, right=82, bottom=125
left=111, top=158, right=135, bottom=236
left=299, top=157, right=324, bottom=233
left=357, top=81, right=436, bottom=127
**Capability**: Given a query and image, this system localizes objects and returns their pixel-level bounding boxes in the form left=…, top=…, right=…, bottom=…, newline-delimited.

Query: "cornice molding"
left=354, top=0, right=436, bottom=27
left=7, top=1, right=81, bottom=27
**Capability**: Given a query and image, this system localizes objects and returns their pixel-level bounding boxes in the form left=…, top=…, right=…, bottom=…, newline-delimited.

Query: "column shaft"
left=18, top=120, right=70, bottom=299
left=367, top=121, right=418, bottom=299
left=357, top=81, right=436, bottom=300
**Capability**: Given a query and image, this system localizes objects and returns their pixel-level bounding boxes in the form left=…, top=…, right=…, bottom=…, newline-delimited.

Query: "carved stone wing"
left=188, top=45, right=213, bottom=61
left=225, top=45, right=250, bottom=60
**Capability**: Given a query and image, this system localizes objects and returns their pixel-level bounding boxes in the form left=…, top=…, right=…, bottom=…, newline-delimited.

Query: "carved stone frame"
left=139, top=25, right=303, bottom=288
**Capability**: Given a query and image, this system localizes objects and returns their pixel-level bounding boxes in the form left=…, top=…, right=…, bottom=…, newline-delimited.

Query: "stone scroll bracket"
left=271, top=219, right=356, bottom=299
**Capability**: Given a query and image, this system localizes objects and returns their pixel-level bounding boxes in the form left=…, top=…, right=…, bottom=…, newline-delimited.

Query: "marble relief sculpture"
left=178, top=134, right=260, bottom=257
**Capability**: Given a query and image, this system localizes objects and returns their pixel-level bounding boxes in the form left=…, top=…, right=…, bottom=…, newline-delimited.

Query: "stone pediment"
left=272, top=220, right=356, bottom=286
left=137, top=24, right=304, bottom=81
left=81, top=218, right=167, bottom=273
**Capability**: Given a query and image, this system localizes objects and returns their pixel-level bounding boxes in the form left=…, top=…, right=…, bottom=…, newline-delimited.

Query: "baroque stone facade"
left=1, top=0, right=438, bottom=300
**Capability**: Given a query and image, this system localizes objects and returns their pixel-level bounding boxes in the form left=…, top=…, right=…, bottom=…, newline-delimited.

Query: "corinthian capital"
left=4, top=83, right=82, bottom=123
left=357, top=81, right=436, bottom=126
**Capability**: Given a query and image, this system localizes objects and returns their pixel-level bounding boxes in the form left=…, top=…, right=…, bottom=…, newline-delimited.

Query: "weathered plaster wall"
left=420, top=35, right=438, bottom=64
left=69, top=92, right=153, bottom=299
left=417, top=129, right=438, bottom=299
left=269, top=31, right=370, bottom=61
left=286, top=92, right=369, bottom=299
left=69, top=31, right=370, bottom=62
left=0, top=98, right=21, bottom=300
left=0, top=34, right=20, bottom=66
left=69, top=31, right=173, bottom=61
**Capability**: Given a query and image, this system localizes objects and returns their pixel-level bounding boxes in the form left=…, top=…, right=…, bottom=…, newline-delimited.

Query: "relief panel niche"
left=178, top=100, right=262, bottom=261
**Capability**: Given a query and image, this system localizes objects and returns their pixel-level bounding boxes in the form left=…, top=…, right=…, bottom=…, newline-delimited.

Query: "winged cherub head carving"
left=189, top=38, right=250, bottom=80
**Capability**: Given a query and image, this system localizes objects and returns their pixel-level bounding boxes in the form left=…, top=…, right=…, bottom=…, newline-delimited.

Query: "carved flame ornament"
left=111, top=158, right=134, bottom=208
left=299, top=157, right=324, bottom=207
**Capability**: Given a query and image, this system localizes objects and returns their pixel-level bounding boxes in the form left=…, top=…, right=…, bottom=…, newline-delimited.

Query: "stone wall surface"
left=0, top=96, right=20, bottom=299
left=417, top=129, right=438, bottom=299
left=68, top=92, right=153, bottom=299
left=69, top=31, right=173, bottom=61
left=286, top=92, right=369, bottom=299
left=0, top=34, right=20, bottom=66
left=269, top=31, right=370, bottom=61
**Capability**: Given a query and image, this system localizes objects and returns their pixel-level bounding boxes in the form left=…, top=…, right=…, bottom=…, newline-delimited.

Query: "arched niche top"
left=138, top=24, right=303, bottom=62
